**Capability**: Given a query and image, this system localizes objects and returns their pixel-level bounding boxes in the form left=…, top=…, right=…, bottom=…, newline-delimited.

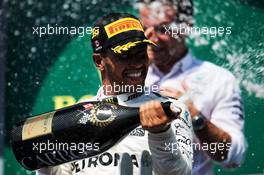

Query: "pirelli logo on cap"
left=104, top=18, right=144, bottom=38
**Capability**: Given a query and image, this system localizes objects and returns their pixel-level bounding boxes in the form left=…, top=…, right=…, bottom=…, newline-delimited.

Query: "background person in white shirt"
left=136, top=0, right=247, bottom=174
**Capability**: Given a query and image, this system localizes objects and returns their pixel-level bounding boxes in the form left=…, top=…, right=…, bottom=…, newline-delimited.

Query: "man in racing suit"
left=37, top=13, right=193, bottom=175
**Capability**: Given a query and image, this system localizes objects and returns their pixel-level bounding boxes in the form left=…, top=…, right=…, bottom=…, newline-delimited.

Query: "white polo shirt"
left=145, top=51, right=247, bottom=175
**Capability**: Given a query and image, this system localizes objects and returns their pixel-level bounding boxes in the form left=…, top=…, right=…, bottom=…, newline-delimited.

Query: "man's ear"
left=93, top=53, right=104, bottom=71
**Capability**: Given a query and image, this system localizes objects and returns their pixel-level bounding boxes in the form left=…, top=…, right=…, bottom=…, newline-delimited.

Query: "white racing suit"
left=37, top=88, right=193, bottom=175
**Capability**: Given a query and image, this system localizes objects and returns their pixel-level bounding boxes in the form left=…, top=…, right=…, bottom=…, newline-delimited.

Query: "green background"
left=4, top=0, right=264, bottom=174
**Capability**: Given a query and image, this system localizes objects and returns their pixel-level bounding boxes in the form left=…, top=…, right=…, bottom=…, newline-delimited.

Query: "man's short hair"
left=136, top=0, right=194, bottom=25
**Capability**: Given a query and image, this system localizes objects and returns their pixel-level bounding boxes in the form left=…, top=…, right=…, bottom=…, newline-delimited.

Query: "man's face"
left=140, top=3, right=184, bottom=65
left=102, top=45, right=149, bottom=89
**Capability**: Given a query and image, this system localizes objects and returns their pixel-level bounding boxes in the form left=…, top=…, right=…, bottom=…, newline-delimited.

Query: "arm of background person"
left=159, top=71, right=247, bottom=168
left=200, top=72, right=247, bottom=168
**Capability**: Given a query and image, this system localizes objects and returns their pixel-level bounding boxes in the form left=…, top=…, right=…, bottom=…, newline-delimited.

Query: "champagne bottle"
left=11, top=100, right=174, bottom=171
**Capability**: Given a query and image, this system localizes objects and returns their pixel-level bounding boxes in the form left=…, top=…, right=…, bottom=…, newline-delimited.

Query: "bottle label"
left=22, top=111, right=55, bottom=140
left=79, top=103, right=117, bottom=127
